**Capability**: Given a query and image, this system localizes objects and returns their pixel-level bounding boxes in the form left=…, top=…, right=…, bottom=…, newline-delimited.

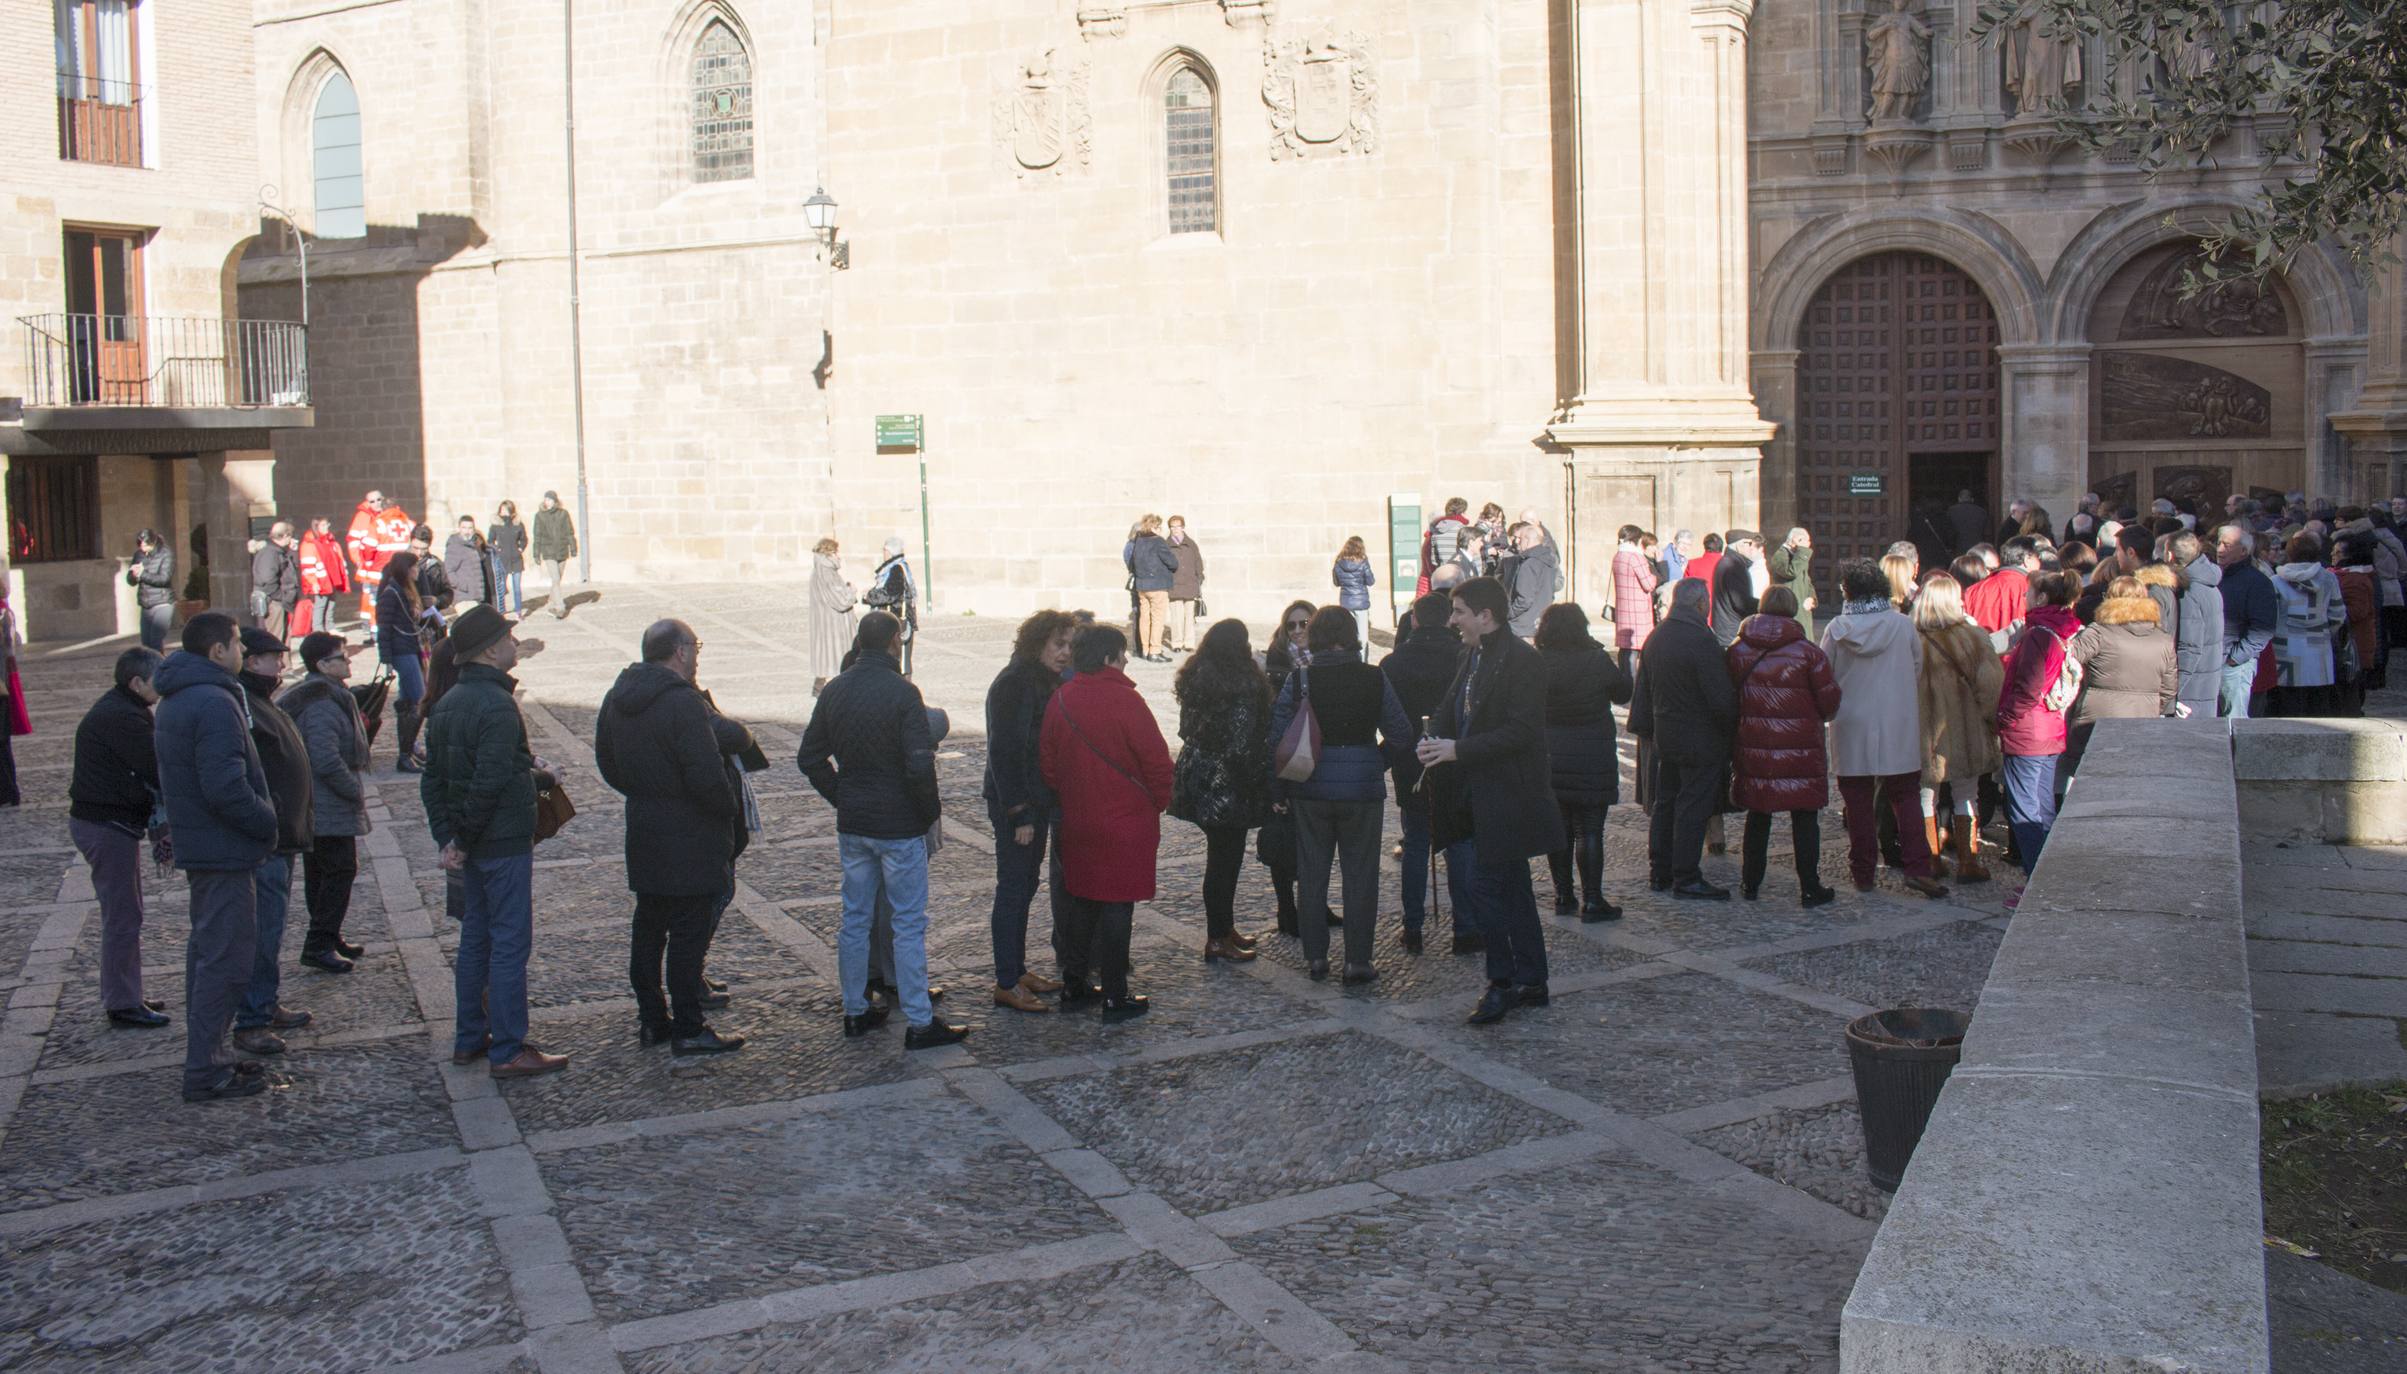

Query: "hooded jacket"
left=1727, top=614, right=1841, bottom=814
left=297, top=529, right=350, bottom=597
left=532, top=503, right=578, bottom=563
left=2069, top=595, right=2179, bottom=726
left=280, top=673, right=371, bottom=838
left=597, top=660, right=739, bottom=895
left=1820, top=604, right=1923, bottom=777
left=1711, top=552, right=1761, bottom=647
left=1332, top=557, right=1378, bottom=612
left=152, top=650, right=277, bottom=871
left=242, top=670, right=315, bottom=855
left=1997, top=604, right=2081, bottom=757
left=2271, top=561, right=2347, bottom=689
left=2174, top=555, right=2225, bottom=713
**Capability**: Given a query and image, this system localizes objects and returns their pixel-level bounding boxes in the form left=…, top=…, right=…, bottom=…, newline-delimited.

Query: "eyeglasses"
left=1285, top=618, right=1309, bottom=630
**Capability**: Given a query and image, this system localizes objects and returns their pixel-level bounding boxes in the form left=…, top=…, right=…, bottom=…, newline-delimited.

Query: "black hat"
left=447, top=604, right=512, bottom=663
left=1725, top=528, right=1763, bottom=547
left=238, top=627, right=288, bottom=658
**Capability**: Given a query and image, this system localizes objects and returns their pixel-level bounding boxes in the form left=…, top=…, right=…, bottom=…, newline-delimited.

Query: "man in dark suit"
left=1418, top=577, right=1561, bottom=1025
left=1629, top=579, right=1740, bottom=899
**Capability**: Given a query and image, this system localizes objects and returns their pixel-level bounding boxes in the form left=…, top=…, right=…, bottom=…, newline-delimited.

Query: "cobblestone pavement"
left=0, top=585, right=2029, bottom=1372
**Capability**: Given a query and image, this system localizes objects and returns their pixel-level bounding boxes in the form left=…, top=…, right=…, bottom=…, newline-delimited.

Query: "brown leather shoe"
left=1229, top=930, right=1259, bottom=952
left=490, top=1048, right=569, bottom=1078
left=993, top=984, right=1052, bottom=1013
left=1203, top=937, right=1257, bottom=963
left=1016, top=972, right=1063, bottom=995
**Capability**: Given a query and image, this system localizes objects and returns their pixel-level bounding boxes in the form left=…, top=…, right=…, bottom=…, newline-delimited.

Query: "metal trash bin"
left=1845, top=1007, right=1970, bottom=1192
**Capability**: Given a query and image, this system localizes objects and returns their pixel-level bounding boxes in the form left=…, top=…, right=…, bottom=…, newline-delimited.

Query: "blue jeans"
left=2219, top=660, right=2255, bottom=718
left=988, top=804, right=1049, bottom=990
left=2000, top=754, right=2059, bottom=878
left=1397, top=805, right=1472, bottom=935
left=840, top=833, right=931, bottom=1025
left=1468, top=857, right=1548, bottom=987
left=504, top=570, right=524, bottom=614
left=392, top=650, right=425, bottom=705
left=237, top=854, right=292, bottom=1029
left=454, top=851, right=534, bottom=1064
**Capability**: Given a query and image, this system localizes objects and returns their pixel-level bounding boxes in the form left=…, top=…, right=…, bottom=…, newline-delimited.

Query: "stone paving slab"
left=618, top=1253, right=1289, bottom=1373
left=0, top=1165, right=520, bottom=1373
left=543, top=1087, right=1115, bottom=1322
left=1232, top=1154, right=1859, bottom=1372
left=1739, top=920, right=2002, bottom=1014
left=2251, top=970, right=2407, bottom=1017
left=1025, top=1028, right=1577, bottom=1214
left=1697, top=1100, right=1888, bottom=1224
left=0, top=1033, right=454, bottom=1212
left=1233, top=893, right=1651, bottom=1002
left=35, top=952, right=422, bottom=1073
left=1428, top=973, right=1853, bottom=1118
left=441, top=907, right=809, bottom=1010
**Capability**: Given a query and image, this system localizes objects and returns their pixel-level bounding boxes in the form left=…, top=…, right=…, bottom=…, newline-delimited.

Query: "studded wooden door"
left=1796, top=252, right=2000, bottom=595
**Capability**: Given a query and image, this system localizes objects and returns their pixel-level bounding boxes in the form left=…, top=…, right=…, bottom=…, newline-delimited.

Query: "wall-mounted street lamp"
left=805, top=186, right=849, bottom=271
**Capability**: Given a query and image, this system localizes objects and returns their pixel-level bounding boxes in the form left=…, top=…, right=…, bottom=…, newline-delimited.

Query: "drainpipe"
left=563, top=0, right=592, bottom=582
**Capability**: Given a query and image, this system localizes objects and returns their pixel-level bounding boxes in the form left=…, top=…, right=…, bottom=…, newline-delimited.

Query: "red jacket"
left=1684, top=551, right=1723, bottom=625
left=298, top=530, right=350, bottom=596
left=1963, top=567, right=2028, bottom=638
left=1997, top=604, right=2079, bottom=756
left=1611, top=547, right=1659, bottom=650
left=345, top=501, right=415, bottom=582
left=1039, top=666, right=1174, bottom=902
left=1726, top=615, right=1841, bottom=813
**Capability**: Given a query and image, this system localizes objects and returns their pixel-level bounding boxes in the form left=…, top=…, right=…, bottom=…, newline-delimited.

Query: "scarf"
left=1841, top=596, right=1889, bottom=616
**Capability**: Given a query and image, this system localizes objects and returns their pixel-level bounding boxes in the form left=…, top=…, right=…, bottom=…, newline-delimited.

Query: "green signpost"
left=1387, top=492, right=1422, bottom=629
left=876, top=414, right=931, bottom=609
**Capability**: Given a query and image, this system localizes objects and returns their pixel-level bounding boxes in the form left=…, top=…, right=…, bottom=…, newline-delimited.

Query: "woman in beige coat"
left=809, top=537, right=858, bottom=694
left=2066, top=575, right=2180, bottom=768
left=1912, top=573, right=2002, bottom=883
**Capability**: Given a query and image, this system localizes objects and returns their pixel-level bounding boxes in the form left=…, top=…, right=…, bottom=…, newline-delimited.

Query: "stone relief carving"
left=2005, top=9, right=2083, bottom=113
left=2101, top=353, right=2272, bottom=442
left=1263, top=25, right=1376, bottom=159
left=1075, top=6, right=1126, bottom=41
left=1864, top=0, right=1932, bottom=122
left=993, top=48, right=1092, bottom=177
left=2121, top=248, right=2289, bottom=339
left=1222, top=0, right=1275, bottom=27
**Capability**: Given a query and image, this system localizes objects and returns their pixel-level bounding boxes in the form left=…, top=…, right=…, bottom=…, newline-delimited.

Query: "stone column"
left=1998, top=344, right=2090, bottom=531
left=195, top=450, right=278, bottom=614
left=1546, top=0, right=1775, bottom=543
left=2332, top=252, right=2407, bottom=499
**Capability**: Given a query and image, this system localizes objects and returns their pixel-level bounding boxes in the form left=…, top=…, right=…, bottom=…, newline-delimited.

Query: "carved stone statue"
left=1865, top=0, right=1932, bottom=122
left=2006, top=10, right=2083, bottom=112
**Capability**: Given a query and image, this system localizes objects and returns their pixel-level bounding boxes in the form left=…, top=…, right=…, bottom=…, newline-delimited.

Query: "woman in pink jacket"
left=1611, top=524, right=1660, bottom=653
left=1994, top=570, right=2082, bottom=907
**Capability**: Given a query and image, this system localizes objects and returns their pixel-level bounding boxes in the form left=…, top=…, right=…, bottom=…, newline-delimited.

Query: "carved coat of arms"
left=994, top=49, right=1091, bottom=176
left=1263, top=26, right=1375, bottom=159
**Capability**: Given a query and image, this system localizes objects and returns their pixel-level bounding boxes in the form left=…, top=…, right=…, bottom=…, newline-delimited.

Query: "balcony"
left=56, top=76, right=144, bottom=167
left=15, top=315, right=313, bottom=439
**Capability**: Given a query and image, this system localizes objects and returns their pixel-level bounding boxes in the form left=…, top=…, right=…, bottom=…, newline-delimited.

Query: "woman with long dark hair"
left=984, top=609, right=1078, bottom=1012
left=127, top=528, right=175, bottom=651
left=378, top=550, right=430, bottom=772
left=1170, top=619, right=1272, bottom=961
left=489, top=500, right=528, bottom=616
left=1269, top=607, right=1414, bottom=983
left=1532, top=603, right=1631, bottom=920
left=1258, top=599, right=1318, bottom=934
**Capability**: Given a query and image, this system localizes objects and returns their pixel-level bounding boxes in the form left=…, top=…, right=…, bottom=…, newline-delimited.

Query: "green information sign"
left=1849, top=472, right=1885, bottom=497
left=875, top=414, right=923, bottom=452
left=1386, top=493, right=1422, bottom=626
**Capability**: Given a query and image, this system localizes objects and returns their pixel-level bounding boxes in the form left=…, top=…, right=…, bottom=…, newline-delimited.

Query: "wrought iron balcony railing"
left=17, top=314, right=309, bottom=410
left=55, top=74, right=145, bottom=167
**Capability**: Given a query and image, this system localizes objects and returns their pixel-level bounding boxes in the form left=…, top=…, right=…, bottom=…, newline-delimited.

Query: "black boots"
left=393, top=702, right=423, bottom=773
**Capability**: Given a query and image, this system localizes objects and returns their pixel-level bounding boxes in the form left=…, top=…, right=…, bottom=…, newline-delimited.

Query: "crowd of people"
left=46, top=479, right=2407, bottom=1101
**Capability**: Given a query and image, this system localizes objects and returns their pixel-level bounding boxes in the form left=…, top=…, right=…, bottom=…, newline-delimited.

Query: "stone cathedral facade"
left=10, top=0, right=2399, bottom=636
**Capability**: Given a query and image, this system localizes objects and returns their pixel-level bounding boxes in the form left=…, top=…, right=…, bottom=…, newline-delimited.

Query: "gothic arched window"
left=691, top=20, right=753, bottom=183
left=1164, top=65, right=1217, bottom=235
left=312, top=70, right=365, bottom=239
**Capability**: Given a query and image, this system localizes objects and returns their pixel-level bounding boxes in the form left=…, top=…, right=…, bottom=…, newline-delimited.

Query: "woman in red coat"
left=1039, top=624, right=1174, bottom=1022
left=292, top=517, right=352, bottom=636
left=1725, top=587, right=1842, bottom=905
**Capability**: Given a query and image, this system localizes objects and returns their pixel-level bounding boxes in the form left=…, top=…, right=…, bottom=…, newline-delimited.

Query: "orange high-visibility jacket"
left=345, top=501, right=415, bottom=584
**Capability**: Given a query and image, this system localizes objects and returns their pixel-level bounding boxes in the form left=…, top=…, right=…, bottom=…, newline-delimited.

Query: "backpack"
left=2035, top=626, right=2082, bottom=714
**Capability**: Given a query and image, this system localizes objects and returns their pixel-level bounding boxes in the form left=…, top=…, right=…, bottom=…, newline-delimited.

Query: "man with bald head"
left=596, top=618, right=747, bottom=1055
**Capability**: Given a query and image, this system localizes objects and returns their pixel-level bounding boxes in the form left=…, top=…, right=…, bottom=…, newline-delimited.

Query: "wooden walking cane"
left=1421, top=715, right=1442, bottom=928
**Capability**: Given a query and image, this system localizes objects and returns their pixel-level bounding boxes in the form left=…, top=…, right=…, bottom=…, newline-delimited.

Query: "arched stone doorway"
left=2085, top=241, right=2304, bottom=517
left=1795, top=251, right=2002, bottom=587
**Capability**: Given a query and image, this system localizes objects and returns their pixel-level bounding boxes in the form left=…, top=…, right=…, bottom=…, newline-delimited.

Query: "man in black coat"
left=1419, top=577, right=1560, bottom=1025
left=249, top=522, right=301, bottom=639
left=798, top=611, right=967, bottom=1049
left=1629, top=580, right=1739, bottom=899
left=232, top=629, right=316, bottom=1058
left=1710, top=531, right=1763, bottom=648
left=70, top=647, right=166, bottom=1027
left=596, top=619, right=746, bottom=1056
left=1382, top=592, right=1477, bottom=954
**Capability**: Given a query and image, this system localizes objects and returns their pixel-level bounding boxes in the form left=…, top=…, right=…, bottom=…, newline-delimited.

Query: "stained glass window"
left=692, top=21, right=753, bottom=183
left=1165, top=67, right=1216, bottom=235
